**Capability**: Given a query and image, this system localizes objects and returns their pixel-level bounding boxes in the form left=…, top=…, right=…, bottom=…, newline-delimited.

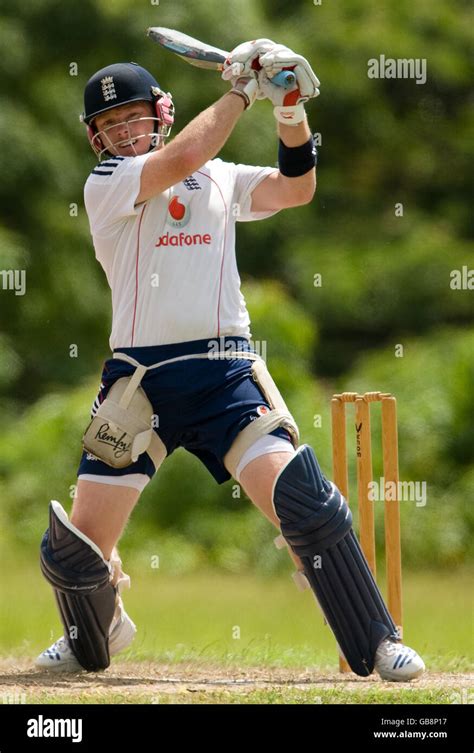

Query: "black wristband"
left=278, top=135, right=317, bottom=177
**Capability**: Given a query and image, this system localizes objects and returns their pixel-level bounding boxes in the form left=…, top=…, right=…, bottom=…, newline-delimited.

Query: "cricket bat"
left=147, top=27, right=296, bottom=89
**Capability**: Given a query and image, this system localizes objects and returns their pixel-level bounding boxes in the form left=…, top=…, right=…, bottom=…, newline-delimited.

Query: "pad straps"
left=111, top=351, right=263, bottom=470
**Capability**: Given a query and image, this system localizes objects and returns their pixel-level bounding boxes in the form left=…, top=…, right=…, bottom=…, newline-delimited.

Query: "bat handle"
left=270, top=70, right=297, bottom=89
left=250, top=60, right=296, bottom=90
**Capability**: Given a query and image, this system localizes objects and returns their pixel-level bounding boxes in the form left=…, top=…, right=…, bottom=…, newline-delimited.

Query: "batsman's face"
left=94, top=101, right=161, bottom=157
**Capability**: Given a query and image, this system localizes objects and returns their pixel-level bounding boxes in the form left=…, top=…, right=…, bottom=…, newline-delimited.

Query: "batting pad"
left=40, top=501, right=116, bottom=671
left=273, top=445, right=399, bottom=676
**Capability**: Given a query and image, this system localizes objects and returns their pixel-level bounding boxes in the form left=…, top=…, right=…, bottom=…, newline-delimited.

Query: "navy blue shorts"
left=78, top=337, right=291, bottom=484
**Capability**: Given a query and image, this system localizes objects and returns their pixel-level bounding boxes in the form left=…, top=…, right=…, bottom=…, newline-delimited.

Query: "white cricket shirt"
left=84, top=153, right=280, bottom=349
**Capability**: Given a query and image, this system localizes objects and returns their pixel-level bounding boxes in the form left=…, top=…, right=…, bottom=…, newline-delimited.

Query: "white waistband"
left=112, top=350, right=263, bottom=371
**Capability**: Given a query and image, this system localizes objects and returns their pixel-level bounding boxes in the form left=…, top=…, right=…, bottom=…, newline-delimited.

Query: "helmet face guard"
left=90, top=115, right=161, bottom=161
left=81, top=62, right=175, bottom=160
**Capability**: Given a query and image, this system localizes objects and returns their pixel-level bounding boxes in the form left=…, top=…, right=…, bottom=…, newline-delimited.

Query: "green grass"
left=15, top=689, right=462, bottom=705
left=0, top=557, right=472, bottom=671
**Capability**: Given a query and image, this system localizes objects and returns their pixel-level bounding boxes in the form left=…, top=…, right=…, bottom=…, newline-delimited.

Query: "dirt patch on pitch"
left=0, top=658, right=472, bottom=703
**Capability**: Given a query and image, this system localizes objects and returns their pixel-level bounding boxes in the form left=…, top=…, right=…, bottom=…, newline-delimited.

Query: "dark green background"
left=0, top=0, right=472, bottom=572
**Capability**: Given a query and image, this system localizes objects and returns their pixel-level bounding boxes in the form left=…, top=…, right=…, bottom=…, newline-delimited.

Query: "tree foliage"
left=0, top=0, right=472, bottom=569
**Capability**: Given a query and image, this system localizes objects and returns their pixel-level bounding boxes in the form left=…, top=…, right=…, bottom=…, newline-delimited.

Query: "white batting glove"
left=259, top=45, right=320, bottom=100
left=229, top=75, right=259, bottom=110
left=221, top=38, right=277, bottom=82
left=256, top=69, right=308, bottom=125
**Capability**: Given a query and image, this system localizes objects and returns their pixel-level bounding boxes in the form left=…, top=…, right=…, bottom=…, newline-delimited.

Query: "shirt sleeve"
left=231, top=163, right=281, bottom=222
left=84, top=153, right=154, bottom=236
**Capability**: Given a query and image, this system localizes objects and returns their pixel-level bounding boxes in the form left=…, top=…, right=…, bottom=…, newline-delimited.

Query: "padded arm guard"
left=40, top=501, right=116, bottom=671
left=273, top=445, right=399, bottom=676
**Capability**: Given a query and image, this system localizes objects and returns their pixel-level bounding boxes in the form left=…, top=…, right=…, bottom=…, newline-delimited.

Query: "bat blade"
left=147, top=27, right=297, bottom=89
left=147, top=27, right=227, bottom=69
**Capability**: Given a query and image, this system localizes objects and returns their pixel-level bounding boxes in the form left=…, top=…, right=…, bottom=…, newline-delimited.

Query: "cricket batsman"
left=36, top=39, right=424, bottom=681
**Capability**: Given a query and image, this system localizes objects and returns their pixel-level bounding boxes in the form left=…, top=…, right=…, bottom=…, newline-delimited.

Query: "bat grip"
left=271, top=70, right=297, bottom=89
left=250, top=60, right=296, bottom=90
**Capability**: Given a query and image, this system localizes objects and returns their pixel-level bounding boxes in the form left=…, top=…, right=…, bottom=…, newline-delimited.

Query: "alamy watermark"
left=27, top=715, right=83, bottom=744
left=2, top=691, right=26, bottom=704
left=368, top=478, right=427, bottom=507
left=207, top=337, right=267, bottom=361
left=0, top=269, right=26, bottom=296
left=450, top=266, right=473, bottom=290
left=368, top=55, right=427, bottom=85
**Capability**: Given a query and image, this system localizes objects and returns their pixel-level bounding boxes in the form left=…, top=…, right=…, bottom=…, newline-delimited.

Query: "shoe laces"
left=378, top=639, right=405, bottom=657
left=45, top=636, right=70, bottom=657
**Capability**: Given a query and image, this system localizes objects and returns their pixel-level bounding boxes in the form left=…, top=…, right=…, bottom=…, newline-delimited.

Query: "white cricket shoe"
left=35, top=608, right=136, bottom=672
left=374, top=638, right=425, bottom=681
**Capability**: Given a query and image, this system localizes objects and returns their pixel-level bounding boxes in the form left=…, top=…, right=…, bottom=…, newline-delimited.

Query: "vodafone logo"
left=155, top=232, right=211, bottom=248
left=167, top=195, right=190, bottom=228
left=256, top=405, right=270, bottom=416
left=157, top=193, right=212, bottom=247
